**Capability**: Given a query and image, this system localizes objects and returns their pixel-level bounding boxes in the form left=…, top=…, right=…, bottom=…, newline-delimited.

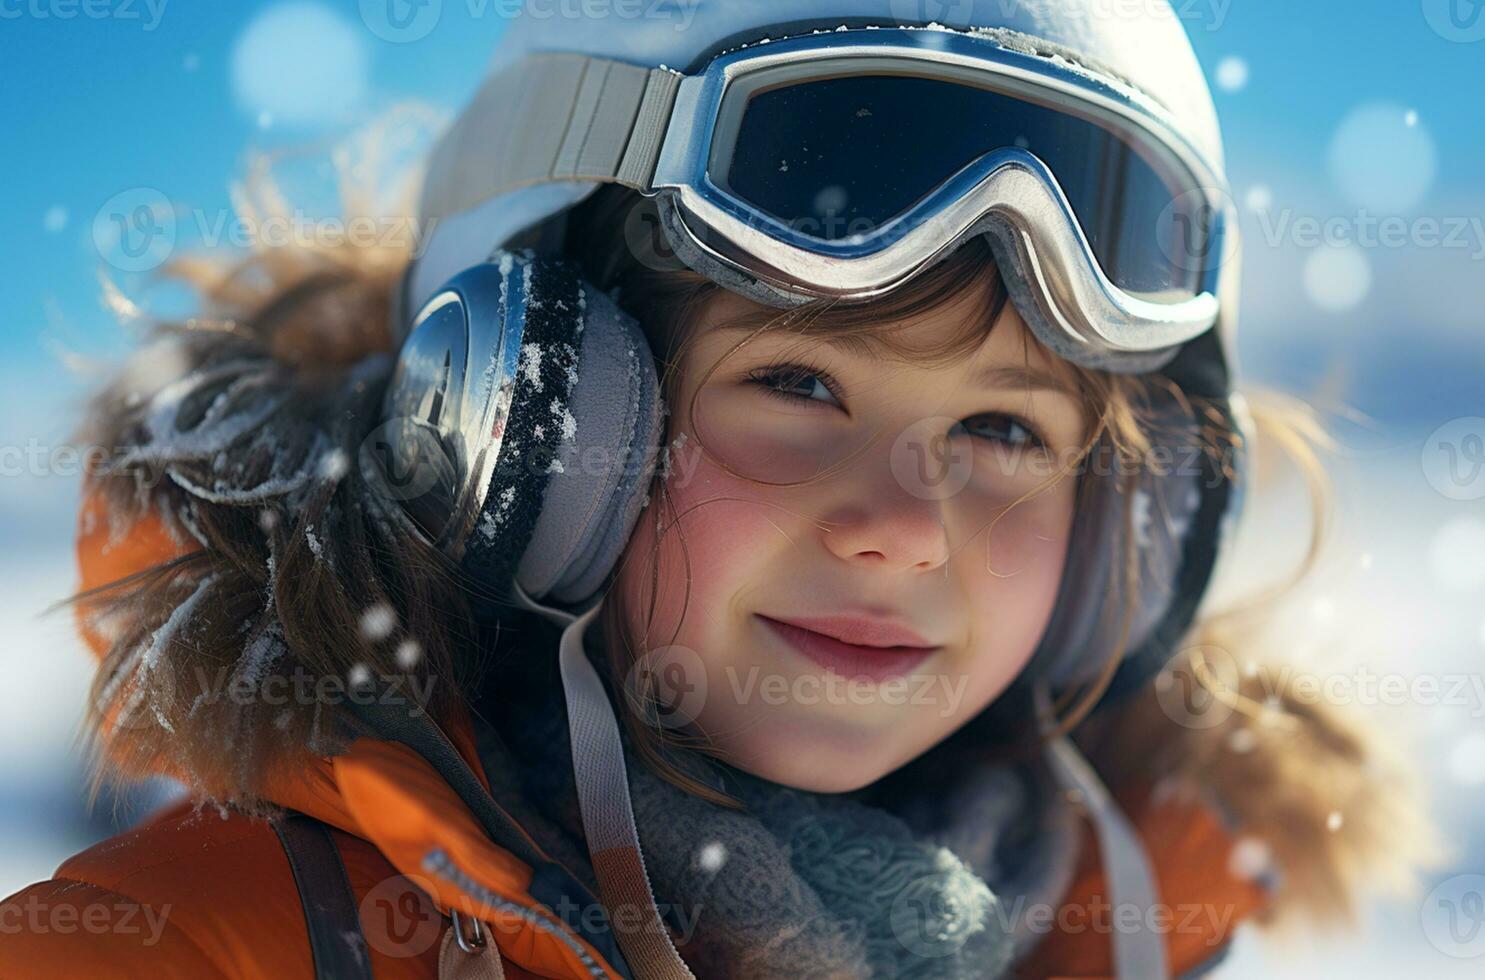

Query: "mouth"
left=755, top=614, right=941, bottom=684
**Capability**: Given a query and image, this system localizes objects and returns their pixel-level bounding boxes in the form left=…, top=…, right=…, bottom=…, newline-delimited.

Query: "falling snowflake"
left=317, top=448, right=349, bottom=482
left=395, top=639, right=423, bottom=670
left=1227, top=836, right=1272, bottom=881
left=696, top=841, right=727, bottom=873
left=360, top=603, right=397, bottom=642
left=1132, top=488, right=1153, bottom=547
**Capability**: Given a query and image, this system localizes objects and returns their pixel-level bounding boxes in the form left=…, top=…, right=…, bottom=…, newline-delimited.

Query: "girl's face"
left=614, top=287, right=1089, bottom=792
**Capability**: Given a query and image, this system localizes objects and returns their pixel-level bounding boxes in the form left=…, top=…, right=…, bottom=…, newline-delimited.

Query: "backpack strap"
left=273, top=812, right=374, bottom=980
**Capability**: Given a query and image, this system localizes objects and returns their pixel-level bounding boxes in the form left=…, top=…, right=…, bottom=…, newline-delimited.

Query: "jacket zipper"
left=422, top=848, right=611, bottom=979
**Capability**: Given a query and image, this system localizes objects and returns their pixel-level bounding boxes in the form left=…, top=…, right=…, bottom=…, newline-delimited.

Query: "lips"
left=756, top=613, right=940, bottom=683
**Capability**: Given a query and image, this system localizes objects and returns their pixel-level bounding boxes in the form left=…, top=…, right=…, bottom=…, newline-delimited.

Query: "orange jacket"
left=0, top=496, right=1271, bottom=978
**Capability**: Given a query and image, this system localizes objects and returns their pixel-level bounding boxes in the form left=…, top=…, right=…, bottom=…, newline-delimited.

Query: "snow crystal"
left=478, top=485, right=519, bottom=541
left=259, top=510, right=279, bottom=532
left=1226, top=836, right=1272, bottom=881
left=304, top=523, right=326, bottom=561
left=519, top=342, right=545, bottom=392
left=98, top=574, right=218, bottom=715
left=520, top=262, right=536, bottom=309
left=395, top=639, right=423, bottom=670
left=139, top=575, right=217, bottom=675
left=168, top=466, right=314, bottom=506
left=152, top=703, right=176, bottom=733
left=171, top=500, right=209, bottom=548
left=561, top=342, right=580, bottom=389
left=551, top=399, right=577, bottom=442
left=1326, top=810, right=1344, bottom=832
left=348, top=663, right=372, bottom=689
left=360, top=603, right=397, bottom=642
left=696, top=841, right=727, bottom=874
left=235, top=621, right=286, bottom=691
left=317, top=448, right=350, bottom=482
left=1132, top=488, right=1153, bottom=547
left=1226, top=727, right=1256, bottom=754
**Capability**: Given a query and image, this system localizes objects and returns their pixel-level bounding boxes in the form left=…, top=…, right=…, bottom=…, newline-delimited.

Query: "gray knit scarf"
left=477, top=654, right=1081, bottom=980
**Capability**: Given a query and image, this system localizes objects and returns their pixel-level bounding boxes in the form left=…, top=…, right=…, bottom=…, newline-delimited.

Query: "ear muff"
left=365, top=249, right=666, bottom=608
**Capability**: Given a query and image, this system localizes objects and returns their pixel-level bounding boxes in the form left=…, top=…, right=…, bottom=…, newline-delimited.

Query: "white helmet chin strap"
left=1034, top=682, right=1171, bottom=979
left=512, top=580, right=1167, bottom=980
left=511, top=581, right=697, bottom=980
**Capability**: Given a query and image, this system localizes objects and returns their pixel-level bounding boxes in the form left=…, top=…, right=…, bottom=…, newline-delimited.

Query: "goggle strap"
left=421, top=54, right=679, bottom=227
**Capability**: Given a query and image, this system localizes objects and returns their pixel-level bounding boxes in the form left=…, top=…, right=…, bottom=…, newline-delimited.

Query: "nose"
left=819, top=468, right=952, bottom=573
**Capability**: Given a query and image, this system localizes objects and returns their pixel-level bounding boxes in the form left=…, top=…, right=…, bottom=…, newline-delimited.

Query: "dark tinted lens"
left=716, top=74, right=1203, bottom=298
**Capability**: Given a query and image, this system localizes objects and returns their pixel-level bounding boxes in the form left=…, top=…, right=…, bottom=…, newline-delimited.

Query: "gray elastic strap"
left=512, top=582, right=697, bottom=980
left=1036, top=687, right=1170, bottom=979
left=273, top=812, right=374, bottom=980
left=421, top=54, right=680, bottom=225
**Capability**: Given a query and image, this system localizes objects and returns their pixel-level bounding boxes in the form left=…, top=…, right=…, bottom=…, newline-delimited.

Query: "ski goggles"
left=420, top=27, right=1235, bottom=372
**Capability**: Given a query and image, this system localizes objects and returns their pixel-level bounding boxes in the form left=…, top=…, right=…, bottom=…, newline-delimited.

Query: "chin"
left=718, top=734, right=897, bottom=794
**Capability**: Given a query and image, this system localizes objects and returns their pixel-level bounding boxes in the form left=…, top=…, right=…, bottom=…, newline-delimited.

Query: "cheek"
left=614, top=435, right=784, bottom=648
left=950, top=475, right=1077, bottom=691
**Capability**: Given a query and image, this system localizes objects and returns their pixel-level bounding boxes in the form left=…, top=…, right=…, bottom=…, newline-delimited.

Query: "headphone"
left=369, top=248, right=1222, bottom=698
left=365, top=251, right=666, bottom=612
left=365, top=248, right=1216, bottom=978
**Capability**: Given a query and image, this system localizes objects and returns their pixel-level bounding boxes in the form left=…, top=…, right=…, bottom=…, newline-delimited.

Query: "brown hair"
left=71, top=132, right=1442, bottom=929
left=563, top=186, right=1228, bottom=807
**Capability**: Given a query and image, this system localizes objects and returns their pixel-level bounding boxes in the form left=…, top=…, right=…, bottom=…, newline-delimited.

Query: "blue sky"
left=1, top=6, right=1484, bottom=972
left=1, top=0, right=1482, bottom=429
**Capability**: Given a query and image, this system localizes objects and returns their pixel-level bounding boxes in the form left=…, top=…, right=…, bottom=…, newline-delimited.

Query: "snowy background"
left=1, top=2, right=1483, bottom=975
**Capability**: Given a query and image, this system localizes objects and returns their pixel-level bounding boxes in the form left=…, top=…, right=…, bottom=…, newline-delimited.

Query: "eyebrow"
left=969, top=364, right=1080, bottom=397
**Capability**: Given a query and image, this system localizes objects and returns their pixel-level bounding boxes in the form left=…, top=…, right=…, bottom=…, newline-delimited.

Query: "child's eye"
left=745, top=362, right=845, bottom=409
left=745, top=364, right=1047, bottom=449
left=960, top=413, right=1047, bottom=450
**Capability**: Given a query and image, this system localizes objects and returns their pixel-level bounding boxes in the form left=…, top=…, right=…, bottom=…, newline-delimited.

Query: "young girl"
left=1, top=3, right=1439, bottom=978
